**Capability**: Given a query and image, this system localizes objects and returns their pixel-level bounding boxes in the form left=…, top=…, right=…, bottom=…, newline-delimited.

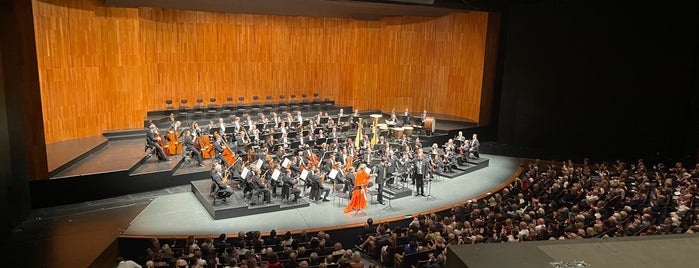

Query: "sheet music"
left=282, top=158, right=291, bottom=168
left=365, top=167, right=372, bottom=174
left=300, top=169, right=309, bottom=180
left=255, top=159, right=263, bottom=170
left=272, top=169, right=281, bottom=180
left=329, top=169, right=339, bottom=179
left=241, top=167, right=249, bottom=179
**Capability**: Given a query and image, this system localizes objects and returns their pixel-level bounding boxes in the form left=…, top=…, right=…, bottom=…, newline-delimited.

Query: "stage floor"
left=121, top=154, right=519, bottom=236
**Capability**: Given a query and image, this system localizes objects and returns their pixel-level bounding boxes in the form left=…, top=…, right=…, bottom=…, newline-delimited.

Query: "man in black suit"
left=251, top=167, right=272, bottom=204
left=376, top=157, right=388, bottom=205
left=183, top=129, right=204, bottom=167
left=470, top=133, right=480, bottom=159
left=281, top=169, right=301, bottom=202
left=213, top=135, right=229, bottom=167
left=146, top=125, right=169, bottom=162
left=310, top=169, right=330, bottom=202
left=212, top=163, right=234, bottom=201
left=412, top=149, right=429, bottom=196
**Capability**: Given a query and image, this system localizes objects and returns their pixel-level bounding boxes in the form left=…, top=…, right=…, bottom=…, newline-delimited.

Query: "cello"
left=166, top=122, right=183, bottom=155
left=154, top=127, right=170, bottom=157
left=193, top=122, right=215, bottom=159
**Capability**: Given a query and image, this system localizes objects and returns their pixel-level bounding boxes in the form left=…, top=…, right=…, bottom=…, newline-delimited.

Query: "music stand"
left=425, top=177, right=435, bottom=200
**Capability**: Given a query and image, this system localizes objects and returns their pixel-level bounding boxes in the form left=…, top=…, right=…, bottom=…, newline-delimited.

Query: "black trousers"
left=414, top=172, right=424, bottom=195
left=216, top=154, right=228, bottom=167
left=152, top=144, right=167, bottom=161
left=186, top=145, right=203, bottom=164
left=377, top=181, right=384, bottom=202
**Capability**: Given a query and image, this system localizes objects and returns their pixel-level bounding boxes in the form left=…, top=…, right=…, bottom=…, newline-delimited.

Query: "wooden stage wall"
left=33, top=0, right=491, bottom=144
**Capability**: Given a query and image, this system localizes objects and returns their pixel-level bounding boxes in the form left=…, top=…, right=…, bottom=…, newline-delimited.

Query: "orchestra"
left=146, top=108, right=481, bottom=209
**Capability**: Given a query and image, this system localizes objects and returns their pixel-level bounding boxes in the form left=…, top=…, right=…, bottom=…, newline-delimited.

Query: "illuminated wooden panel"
left=33, top=0, right=489, bottom=143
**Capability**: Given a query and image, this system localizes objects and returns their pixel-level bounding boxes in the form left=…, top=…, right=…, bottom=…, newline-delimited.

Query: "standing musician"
left=310, top=169, right=330, bottom=202
left=211, top=163, right=233, bottom=200
left=420, top=109, right=428, bottom=123
left=258, top=113, right=269, bottom=130
left=205, top=120, right=216, bottom=135
left=146, top=124, right=169, bottom=162
left=286, top=112, right=295, bottom=128
left=271, top=112, right=280, bottom=129
left=412, top=149, right=429, bottom=196
left=232, top=116, right=242, bottom=134
left=183, top=129, right=204, bottom=167
left=385, top=150, right=397, bottom=186
left=458, top=139, right=471, bottom=165
left=296, top=111, right=304, bottom=125
left=213, top=135, right=229, bottom=167
left=454, top=131, right=466, bottom=147
left=375, top=157, right=388, bottom=205
left=470, top=133, right=480, bottom=159
left=245, top=115, right=255, bottom=131
left=278, top=121, right=289, bottom=134
left=217, top=118, right=227, bottom=136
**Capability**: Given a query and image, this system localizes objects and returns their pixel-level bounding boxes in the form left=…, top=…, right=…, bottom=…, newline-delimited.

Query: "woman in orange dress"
left=344, top=164, right=374, bottom=214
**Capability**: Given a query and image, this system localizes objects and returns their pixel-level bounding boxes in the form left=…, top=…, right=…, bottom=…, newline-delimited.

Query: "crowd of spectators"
left=352, top=158, right=699, bottom=268
left=135, top=229, right=381, bottom=268
left=127, top=158, right=699, bottom=268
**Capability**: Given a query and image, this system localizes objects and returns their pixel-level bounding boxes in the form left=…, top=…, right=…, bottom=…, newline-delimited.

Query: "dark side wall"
left=497, top=0, right=699, bottom=162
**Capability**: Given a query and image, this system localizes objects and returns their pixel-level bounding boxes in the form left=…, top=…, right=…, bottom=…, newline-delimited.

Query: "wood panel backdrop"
left=33, top=0, right=490, bottom=144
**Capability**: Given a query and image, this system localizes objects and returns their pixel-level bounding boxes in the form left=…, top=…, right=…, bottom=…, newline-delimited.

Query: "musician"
left=412, top=149, right=429, bottom=196
left=470, top=133, right=480, bottom=159
left=286, top=112, right=295, bottom=128
left=233, top=117, right=242, bottom=134
left=279, top=132, right=290, bottom=148
left=166, top=121, right=182, bottom=153
left=413, top=138, right=423, bottom=152
left=290, top=155, right=303, bottom=176
left=386, top=113, right=400, bottom=126
left=205, top=120, right=216, bottom=135
left=444, top=139, right=456, bottom=152
left=213, top=135, right=229, bottom=167
left=343, top=166, right=356, bottom=193
left=278, top=121, right=289, bottom=134
left=386, top=150, right=397, bottom=185
left=361, top=135, right=371, bottom=151
left=281, top=169, right=301, bottom=202
left=270, top=112, right=280, bottom=128
left=317, top=129, right=325, bottom=139
left=245, top=115, right=255, bottom=131
left=146, top=124, right=169, bottom=162
left=326, top=117, right=335, bottom=127
left=454, top=131, right=466, bottom=146
left=376, top=157, right=388, bottom=205
left=183, top=129, right=204, bottom=167
left=250, top=167, right=272, bottom=204
left=217, top=118, right=227, bottom=134
left=352, top=109, right=359, bottom=117
left=297, top=130, right=307, bottom=148
left=258, top=113, right=269, bottom=130
left=430, top=143, right=441, bottom=156
left=363, top=147, right=374, bottom=167
left=249, top=125, right=260, bottom=144
left=315, top=111, right=324, bottom=122
left=212, top=163, right=234, bottom=200
left=458, top=139, right=471, bottom=165
left=403, top=107, right=410, bottom=117
left=338, top=108, right=345, bottom=117
left=296, top=111, right=304, bottom=125
left=263, top=135, right=275, bottom=152
left=310, top=169, right=330, bottom=202
left=421, top=109, right=428, bottom=123
left=276, top=145, right=286, bottom=160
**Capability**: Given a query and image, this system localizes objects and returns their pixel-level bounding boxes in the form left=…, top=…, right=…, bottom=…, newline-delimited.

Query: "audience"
left=127, top=157, right=698, bottom=268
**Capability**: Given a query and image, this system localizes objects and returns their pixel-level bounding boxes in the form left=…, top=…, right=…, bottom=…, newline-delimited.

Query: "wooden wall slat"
left=33, top=0, right=490, bottom=144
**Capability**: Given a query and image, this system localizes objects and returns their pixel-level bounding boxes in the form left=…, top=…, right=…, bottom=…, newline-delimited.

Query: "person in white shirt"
left=116, top=257, right=142, bottom=268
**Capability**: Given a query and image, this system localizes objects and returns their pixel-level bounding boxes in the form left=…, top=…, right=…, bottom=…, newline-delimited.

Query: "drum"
left=393, top=127, right=404, bottom=139
left=424, top=116, right=435, bottom=136
left=377, top=123, right=387, bottom=129
left=379, top=126, right=389, bottom=136
left=403, top=126, right=413, bottom=137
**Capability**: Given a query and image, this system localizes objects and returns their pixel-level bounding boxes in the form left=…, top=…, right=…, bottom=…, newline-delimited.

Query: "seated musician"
left=285, top=112, right=295, bottom=128
left=249, top=125, right=260, bottom=144
left=338, top=108, right=345, bottom=117
left=213, top=135, right=229, bottom=167
left=279, top=132, right=290, bottom=148
left=250, top=167, right=272, bottom=204
left=421, top=109, right=428, bottom=123
left=403, top=107, right=410, bottom=117
left=343, top=166, right=356, bottom=193
left=326, top=117, right=335, bottom=127
left=146, top=124, right=170, bottom=162
left=233, top=117, right=242, bottom=133
left=360, top=135, right=371, bottom=151
left=296, top=111, right=304, bottom=125
left=281, top=168, right=301, bottom=202
left=413, top=138, right=422, bottom=152
left=310, top=169, right=330, bottom=202
left=270, top=112, right=280, bottom=128
left=317, top=129, right=325, bottom=139
left=454, top=131, right=466, bottom=146
left=386, top=114, right=400, bottom=126
left=328, top=127, right=339, bottom=139
left=183, top=129, right=204, bottom=167
left=205, top=120, right=216, bottom=135
left=217, top=118, right=227, bottom=135
left=245, top=115, right=255, bottom=131
left=458, top=139, right=471, bottom=165
left=278, top=121, right=289, bottom=134
left=443, top=139, right=456, bottom=152
left=430, top=143, right=441, bottom=156
left=258, top=113, right=269, bottom=130
left=315, top=111, right=324, bottom=122
left=263, top=135, right=275, bottom=152
left=212, top=163, right=234, bottom=201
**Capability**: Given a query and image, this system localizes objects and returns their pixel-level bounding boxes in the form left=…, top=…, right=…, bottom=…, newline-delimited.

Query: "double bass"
left=154, top=127, right=170, bottom=157
left=193, top=122, right=215, bottom=159
left=166, top=125, right=183, bottom=155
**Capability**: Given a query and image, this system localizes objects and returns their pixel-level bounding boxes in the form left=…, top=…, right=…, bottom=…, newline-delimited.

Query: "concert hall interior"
left=1, top=0, right=699, bottom=267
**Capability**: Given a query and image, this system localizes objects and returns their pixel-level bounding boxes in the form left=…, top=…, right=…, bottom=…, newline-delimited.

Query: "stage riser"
left=383, top=187, right=413, bottom=199
left=191, top=180, right=310, bottom=220
left=436, top=157, right=490, bottom=179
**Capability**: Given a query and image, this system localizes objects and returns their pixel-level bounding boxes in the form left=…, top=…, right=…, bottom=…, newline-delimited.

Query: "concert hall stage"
left=120, top=154, right=517, bottom=236
left=31, top=105, right=481, bottom=209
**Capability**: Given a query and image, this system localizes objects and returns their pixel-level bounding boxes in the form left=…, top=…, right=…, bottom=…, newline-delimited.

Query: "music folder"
left=282, top=158, right=291, bottom=168
left=241, top=167, right=250, bottom=179
left=329, top=169, right=339, bottom=179
left=300, top=169, right=309, bottom=180
left=272, top=169, right=281, bottom=181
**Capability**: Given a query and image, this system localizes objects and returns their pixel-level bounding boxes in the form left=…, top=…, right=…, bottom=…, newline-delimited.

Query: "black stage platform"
left=32, top=103, right=480, bottom=209
left=191, top=179, right=310, bottom=220
left=435, top=157, right=490, bottom=178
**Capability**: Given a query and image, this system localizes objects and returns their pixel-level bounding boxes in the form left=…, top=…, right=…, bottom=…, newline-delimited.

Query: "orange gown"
left=344, top=171, right=370, bottom=213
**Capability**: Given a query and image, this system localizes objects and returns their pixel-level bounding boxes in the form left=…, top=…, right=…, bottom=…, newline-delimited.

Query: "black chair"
left=165, top=99, right=175, bottom=111
left=289, top=94, right=300, bottom=111
left=311, top=93, right=322, bottom=112
left=250, top=96, right=262, bottom=114
left=322, top=97, right=334, bottom=110
left=278, top=94, right=288, bottom=113
left=178, top=99, right=190, bottom=121
left=222, top=96, right=234, bottom=117
left=193, top=98, right=205, bottom=119
left=237, top=96, right=248, bottom=113
left=211, top=178, right=230, bottom=205
left=300, top=93, right=311, bottom=112
left=207, top=97, right=219, bottom=117
left=263, top=95, right=274, bottom=113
